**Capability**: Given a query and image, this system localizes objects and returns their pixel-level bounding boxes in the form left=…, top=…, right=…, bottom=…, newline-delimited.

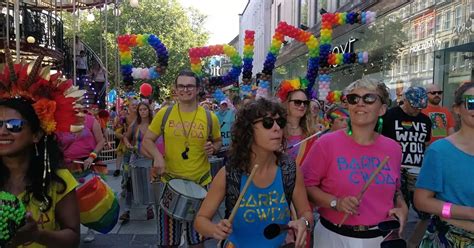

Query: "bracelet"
left=442, top=202, right=452, bottom=219
left=89, top=152, right=98, bottom=160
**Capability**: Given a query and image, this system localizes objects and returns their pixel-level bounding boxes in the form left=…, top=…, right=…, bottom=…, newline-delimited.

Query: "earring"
left=35, top=143, right=39, bottom=156
left=377, top=117, right=383, bottom=133
left=346, top=118, right=352, bottom=136
left=39, top=136, right=51, bottom=212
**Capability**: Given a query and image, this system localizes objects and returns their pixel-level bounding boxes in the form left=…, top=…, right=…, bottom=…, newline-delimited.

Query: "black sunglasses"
left=0, top=119, right=27, bottom=133
left=428, top=91, right=443, bottom=95
left=289, top=99, right=310, bottom=107
left=253, top=117, right=287, bottom=129
left=463, top=95, right=474, bottom=110
left=346, top=93, right=380, bottom=105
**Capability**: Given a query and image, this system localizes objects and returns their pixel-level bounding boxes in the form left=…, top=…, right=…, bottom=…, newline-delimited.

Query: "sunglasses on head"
left=346, top=93, right=380, bottom=105
left=428, top=91, right=443, bottom=95
left=463, top=95, right=474, bottom=110
left=253, top=116, right=287, bottom=129
left=289, top=99, right=310, bottom=107
left=0, top=119, right=26, bottom=133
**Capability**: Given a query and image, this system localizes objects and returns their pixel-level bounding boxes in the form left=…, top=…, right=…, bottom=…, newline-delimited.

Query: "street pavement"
left=79, top=161, right=418, bottom=247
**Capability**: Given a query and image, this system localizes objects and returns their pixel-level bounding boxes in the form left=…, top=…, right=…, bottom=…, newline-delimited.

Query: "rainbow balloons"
left=117, top=34, right=168, bottom=84
left=318, top=11, right=376, bottom=100
left=188, top=44, right=242, bottom=87
left=242, top=30, right=255, bottom=83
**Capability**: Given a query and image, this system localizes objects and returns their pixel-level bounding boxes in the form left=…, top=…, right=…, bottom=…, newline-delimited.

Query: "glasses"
left=428, top=91, right=443, bottom=95
left=0, top=119, right=27, bottom=133
left=253, top=117, right=287, bottom=129
left=176, top=84, right=197, bottom=91
left=463, top=95, right=474, bottom=110
left=289, top=99, right=310, bottom=107
left=346, top=93, right=381, bottom=105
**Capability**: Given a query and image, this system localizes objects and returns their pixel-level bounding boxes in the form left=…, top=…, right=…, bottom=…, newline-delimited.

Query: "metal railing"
left=98, top=123, right=118, bottom=163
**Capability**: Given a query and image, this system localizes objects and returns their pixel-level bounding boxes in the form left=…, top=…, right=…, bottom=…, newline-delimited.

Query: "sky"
left=179, top=0, right=248, bottom=45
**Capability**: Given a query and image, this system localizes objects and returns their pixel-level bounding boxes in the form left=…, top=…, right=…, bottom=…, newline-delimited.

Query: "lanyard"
left=177, top=104, right=198, bottom=159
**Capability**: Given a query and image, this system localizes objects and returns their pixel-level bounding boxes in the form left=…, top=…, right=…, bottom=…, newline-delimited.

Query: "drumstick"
left=338, top=156, right=390, bottom=227
left=73, top=160, right=107, bottom=167
left=286, top=131, right=322, bottom=150
left=228, top=164, right=260, bottom=223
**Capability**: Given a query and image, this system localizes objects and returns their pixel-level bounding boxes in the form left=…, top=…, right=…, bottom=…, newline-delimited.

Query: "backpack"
left=159, top=104, right=213, bottom=142
left=224, top=154, right=297, bottom=218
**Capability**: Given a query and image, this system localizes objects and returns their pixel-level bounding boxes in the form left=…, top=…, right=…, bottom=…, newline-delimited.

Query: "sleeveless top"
left=227, top=167, right=291, bottom=247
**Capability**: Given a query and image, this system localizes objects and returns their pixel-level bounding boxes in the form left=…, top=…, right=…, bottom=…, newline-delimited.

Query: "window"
left=427, top=18, right=434, bottom=36
left=336, top=0, right=350, bottom=9
left=299, top=0, right=308, bottom=27
left=435, top=14, right=442, bottom=32
left=471, top=1, right=474, bottom=15
left=412, top=55, right=419, bottom=72
left=454, top=6, right=462, bottom=27
left=277, top=4, right=281, bottom=23
left=427, top=53, right=434, bottom=71
left=421, top=53, right=427, bottom=71
left=444, top=10, right=451, bottom=30
left=403, top=56, right=409, bottom=73
left=420, top=23, right=426, bottom=39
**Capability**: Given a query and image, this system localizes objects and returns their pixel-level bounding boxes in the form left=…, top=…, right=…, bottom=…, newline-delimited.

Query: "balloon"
left=140, top=83, right=153, bottom=97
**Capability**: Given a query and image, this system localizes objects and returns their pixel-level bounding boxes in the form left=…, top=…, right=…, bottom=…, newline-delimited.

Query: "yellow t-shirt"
left=18, top=169, right=78, bottom=248
left=148, top=105, right=221, bottom=185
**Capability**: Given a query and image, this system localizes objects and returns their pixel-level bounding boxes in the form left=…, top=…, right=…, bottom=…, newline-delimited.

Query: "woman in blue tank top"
left=195, top=98, right=313, bottom=248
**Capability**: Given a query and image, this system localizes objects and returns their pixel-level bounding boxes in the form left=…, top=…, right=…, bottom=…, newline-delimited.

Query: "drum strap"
left=224, top=154, right=296, bottom=218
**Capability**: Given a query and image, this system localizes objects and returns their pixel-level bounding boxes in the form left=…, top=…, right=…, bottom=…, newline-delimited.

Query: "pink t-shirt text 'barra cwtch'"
left=301, top=130, right=402, bottom=226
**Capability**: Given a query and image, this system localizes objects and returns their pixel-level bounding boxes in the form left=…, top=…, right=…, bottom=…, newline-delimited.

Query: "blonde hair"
left=345, top=78, right=391, bottom=105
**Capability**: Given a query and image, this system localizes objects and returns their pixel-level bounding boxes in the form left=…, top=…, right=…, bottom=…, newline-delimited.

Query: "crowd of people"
left=1, top=42, right=473, bottom=248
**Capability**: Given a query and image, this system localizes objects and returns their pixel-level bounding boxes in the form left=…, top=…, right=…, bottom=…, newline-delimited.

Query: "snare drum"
left=159, top=179, right=207, bottom=222
left=130, top=155, right=153, bottom=205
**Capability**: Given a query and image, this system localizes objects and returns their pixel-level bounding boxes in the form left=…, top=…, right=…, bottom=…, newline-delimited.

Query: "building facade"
left=256, top=0, right=473, bottom=106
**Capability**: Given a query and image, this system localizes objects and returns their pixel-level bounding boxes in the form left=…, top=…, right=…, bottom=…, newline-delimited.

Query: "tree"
left=63, top=0, right=209, bottom=101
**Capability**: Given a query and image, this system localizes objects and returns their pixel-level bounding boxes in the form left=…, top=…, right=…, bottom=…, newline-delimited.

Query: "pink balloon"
left=140, top=83, right=153, bottom=97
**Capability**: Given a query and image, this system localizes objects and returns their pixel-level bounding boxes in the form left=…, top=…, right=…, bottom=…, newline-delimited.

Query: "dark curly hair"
left=228, top=98, right=287, bottom=173
left=0, top=99, right=66, bottom=212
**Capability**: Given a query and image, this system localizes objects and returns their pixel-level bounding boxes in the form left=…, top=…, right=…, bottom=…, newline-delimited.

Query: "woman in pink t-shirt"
left=301, top=78, right=408, bottom=247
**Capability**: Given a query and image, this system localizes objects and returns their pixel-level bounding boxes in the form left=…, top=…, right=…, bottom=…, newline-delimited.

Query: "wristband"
left=442, top=202, right=452, bottom=219
left=89, top=152, right=98, bottom=160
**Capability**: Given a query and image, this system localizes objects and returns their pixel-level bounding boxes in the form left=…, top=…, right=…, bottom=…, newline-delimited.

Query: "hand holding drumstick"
left=214, top=164, right=260, bottom=242
left=338, top=156, right=390, bottom=226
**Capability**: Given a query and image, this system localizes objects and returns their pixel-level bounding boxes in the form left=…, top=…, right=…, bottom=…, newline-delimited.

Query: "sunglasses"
left=289, top=99, right=310, bottom=107
left=346, top=93, right=381, bottom=105
left=253, top=117, right=287, bottom=129
left=428, top=91, right=443, bottom=95
left=0, top=119, right=27, bottom=133
left=463, top=95, right=474, bottom=110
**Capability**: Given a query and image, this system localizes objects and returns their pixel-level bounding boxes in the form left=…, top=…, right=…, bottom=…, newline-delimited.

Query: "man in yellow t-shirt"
left=142, top=70, right=221, bottom=247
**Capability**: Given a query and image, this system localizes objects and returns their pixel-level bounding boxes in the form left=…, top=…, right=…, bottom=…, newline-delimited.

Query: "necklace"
left=177, top=104, right=198, bottom=160
left=287, top=124, right=300, bottom=130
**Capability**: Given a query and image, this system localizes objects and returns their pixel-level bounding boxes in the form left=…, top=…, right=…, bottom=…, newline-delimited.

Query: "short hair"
left=345, top=78, right=391, bottom=105
left=174, top=70, right=200, bottom=87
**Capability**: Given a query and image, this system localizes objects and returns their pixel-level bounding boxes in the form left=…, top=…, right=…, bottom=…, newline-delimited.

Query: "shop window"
left=435, top=14, right=442, bottom=32
left=336, top=0, right=350, bottom=9
left=455, top=6, right=462, bottom=27
left=444, top=10, right=451, bottom=31
left=428, top=53, right=434, bottom=71
left=299, top=0, right=309, bottom=27
left=471, top=2, right=474, bottom=15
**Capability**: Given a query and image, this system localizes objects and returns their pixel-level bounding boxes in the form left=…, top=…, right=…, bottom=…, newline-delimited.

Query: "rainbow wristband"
left=442, top=202, right=452, bottom=219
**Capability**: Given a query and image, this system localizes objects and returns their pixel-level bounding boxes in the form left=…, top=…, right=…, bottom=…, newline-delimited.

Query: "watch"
left=300, top=216, right=311, bottom=231
left=330, top=198, right=338, bottom=210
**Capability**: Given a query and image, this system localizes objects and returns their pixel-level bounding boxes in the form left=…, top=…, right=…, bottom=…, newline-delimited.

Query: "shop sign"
left=409, top=39, right=442, bottom=53
left=332, top=37, right=358, bottom=54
